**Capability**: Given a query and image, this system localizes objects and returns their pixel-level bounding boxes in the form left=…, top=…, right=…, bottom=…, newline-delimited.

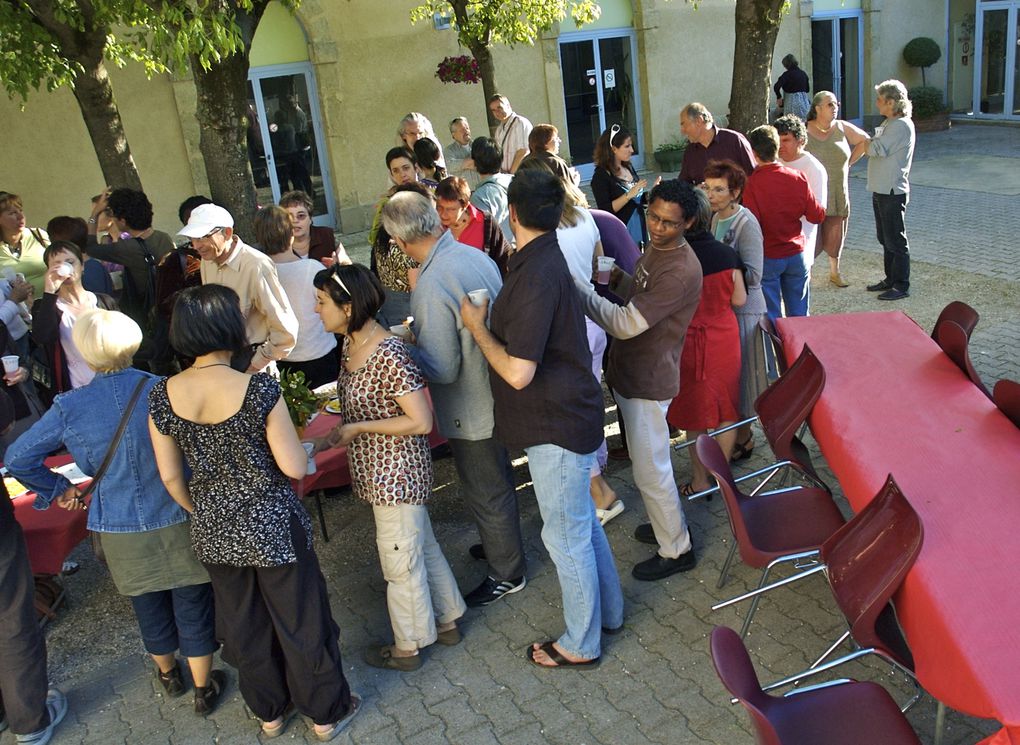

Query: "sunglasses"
left=331, top=268, right=352, bottom=297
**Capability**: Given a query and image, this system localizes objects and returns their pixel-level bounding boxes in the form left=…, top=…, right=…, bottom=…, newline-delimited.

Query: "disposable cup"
left=2, top=355, right=19, bottom=374
left=467, top=289, right=490, bottom=307
left=302, top=442, right=317, bottom=475
left=596, top=256, right=616, bottom=285
left=389, top=325, right=412, bottom=339
left=55, top=263, right=73, bottom=278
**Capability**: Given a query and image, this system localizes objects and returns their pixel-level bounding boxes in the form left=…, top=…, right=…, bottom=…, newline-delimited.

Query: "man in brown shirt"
left=575, top=180, right=703, bottom=581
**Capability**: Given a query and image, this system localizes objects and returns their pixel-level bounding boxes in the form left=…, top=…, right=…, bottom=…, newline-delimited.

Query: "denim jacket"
left=5, top=368, right=187, bottom=533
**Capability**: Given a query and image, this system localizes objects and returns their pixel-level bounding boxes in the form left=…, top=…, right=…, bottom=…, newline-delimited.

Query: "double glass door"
left=811, top=14, right=863, bottom=123
left=559, top=32, right=643, bottom=180
left=247, top=64, right=336, bottom=226
left=974, top=3, right=1020, bottom=117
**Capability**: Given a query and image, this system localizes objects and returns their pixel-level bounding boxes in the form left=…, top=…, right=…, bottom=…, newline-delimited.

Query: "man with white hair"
left=678, top=102, right=756, bottom=184
left=178, top=204, right=298, bottom=372
left=865, top=80, right=915, bottom=302
left=381, top=191, right=527, bottom=607
left=444, top=117, right=480, bottom=189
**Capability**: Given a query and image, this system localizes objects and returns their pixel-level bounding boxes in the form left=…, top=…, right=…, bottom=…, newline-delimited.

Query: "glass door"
left=247, top=63, right=336, bottom=227
left=973, top=3, right=1019, bottom=117
left=559, top=31, right=644, bottom=180
left=811, top=13, right=864, bottom=123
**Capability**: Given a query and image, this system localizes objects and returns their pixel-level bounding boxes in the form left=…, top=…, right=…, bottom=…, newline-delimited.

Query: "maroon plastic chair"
left=710, top=625, right=923, bottom=745
left=936, top=319, right=991, bottom=398
left=993, top=379, right=1020, bottom=428
left=758, top=315, right=787, bottom=375
left=931, top=300, right=979, bottom=342
left=699, top=435, right=846, bottom=637
left=685, top=345, right=832, bottom=501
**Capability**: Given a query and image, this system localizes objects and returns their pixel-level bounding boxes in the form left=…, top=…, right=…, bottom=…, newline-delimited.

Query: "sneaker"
left=468, top=543, right=487, bottom=561
left=866, top=279, right=892, bottom=292
left=194, top=669, right=227, bottom=717
left=155, top=663, right=186, bottom=698
left=16, top=688, right=67, bottom=745
left=464, top=575, right=526, bottom=607
left=631, top=549, right=697, bottom=581
left=877, top=288, right=910, bottom=301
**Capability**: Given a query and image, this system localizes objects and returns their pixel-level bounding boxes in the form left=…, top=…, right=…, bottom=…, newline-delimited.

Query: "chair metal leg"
left=808, top=629, right=852, bottom=670
left=673, top=417, right=757, bottom=451
left=688, top=460, right=794, bottom=501
left=718, top=541, right=739, bottom=589
left=740, top=564, right=775, bottom=638
left=713, top=561, right=826, bottom=611
left=934, top=701, right=946, bottom=745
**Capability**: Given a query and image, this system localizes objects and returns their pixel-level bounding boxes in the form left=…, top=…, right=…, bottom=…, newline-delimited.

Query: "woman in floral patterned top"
left=309, top=263, right=465, bottom=672
left=149, top=285, right=359, bottom=741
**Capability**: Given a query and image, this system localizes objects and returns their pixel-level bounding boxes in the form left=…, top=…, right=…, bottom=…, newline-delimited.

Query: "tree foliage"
left=410, top=0, right=601, bottom=128
left=903, top=37, right=941, bottom=86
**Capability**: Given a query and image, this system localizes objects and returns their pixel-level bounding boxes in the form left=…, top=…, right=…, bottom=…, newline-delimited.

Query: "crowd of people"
left=0, top=80, right=917, bottom=743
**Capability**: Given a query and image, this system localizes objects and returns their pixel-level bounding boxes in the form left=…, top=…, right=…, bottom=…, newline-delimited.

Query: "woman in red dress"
left=666, top=190, right=747, bottom=494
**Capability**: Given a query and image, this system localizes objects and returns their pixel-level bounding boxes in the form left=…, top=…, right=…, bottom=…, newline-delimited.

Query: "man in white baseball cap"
left=178, top=204, right=297, bottom=371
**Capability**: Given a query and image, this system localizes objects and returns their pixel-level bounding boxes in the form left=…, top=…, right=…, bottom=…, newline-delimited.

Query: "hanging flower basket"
left=436, top=55, right=481, bottom=85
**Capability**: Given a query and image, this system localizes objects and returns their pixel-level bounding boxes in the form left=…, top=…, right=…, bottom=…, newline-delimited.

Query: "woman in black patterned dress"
left=148, top=285, right=359, bottom=742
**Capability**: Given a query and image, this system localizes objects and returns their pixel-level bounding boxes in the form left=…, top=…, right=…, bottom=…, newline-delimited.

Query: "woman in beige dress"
left=804, top=91, right=870, bottom=287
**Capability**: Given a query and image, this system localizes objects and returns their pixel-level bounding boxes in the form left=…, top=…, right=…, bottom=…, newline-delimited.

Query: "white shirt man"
left=776, top=116, right=827, bottom=260
left=444, top=117, right=480, bottom=189
left=489, top=95, right=532, bottom=174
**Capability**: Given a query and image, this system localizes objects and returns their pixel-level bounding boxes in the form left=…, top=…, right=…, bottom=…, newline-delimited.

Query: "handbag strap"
left=77, top=377, right=147, bottom=498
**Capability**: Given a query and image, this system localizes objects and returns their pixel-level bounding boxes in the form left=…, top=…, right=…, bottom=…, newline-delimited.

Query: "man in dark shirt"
left=678, top=103, right=756, bottom=184
left=461, top=169, right=623, bottom=668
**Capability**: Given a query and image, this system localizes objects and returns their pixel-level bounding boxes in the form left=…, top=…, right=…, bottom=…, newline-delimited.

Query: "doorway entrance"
left=811, top=12, right=864, bottom=123
left=247, top=63, right=336, bottom=227
left=558, top=31, right=644, bottom=180
left=973, top=2, right=1020, bottom=117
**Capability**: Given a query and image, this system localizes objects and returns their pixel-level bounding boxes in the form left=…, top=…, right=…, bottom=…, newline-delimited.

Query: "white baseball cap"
left=177, top=203, right=235, bottom=238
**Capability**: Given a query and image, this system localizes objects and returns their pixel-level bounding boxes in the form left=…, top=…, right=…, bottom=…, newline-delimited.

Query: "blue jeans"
left=524, top=444, right=624, bottom=659
left=762, top=252, right=810, bottom=321
left=129, top=583, right=218, bottom=658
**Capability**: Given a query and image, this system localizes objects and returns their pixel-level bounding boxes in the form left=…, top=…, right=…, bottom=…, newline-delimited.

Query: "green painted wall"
left=585, top=0, right=634, bottom=30
left=250, top=2, right=309, bottom=67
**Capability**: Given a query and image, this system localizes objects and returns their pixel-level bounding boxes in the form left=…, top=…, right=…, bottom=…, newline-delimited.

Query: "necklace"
left=342, top=326, right=379, bottom=363
left=813, top=120, right=833, bottom=134
left=192, top=362, right=232, bottom=370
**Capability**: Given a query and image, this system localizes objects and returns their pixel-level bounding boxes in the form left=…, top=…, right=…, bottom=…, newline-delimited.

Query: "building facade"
left=2, top=0, right=1002, bottom=237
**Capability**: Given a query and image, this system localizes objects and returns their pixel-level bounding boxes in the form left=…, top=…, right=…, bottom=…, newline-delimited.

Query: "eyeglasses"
left=705, top=186, right=731, bottom=195
left=646, top=212, right=685, bottom=231
left=201, top=227, right=224, bottom=239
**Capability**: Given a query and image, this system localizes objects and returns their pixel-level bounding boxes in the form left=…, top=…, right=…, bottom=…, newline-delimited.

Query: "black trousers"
left=204, top=520, right=352, bottom=725
left=872, top=191, right=911, bottom=292
left=0, top=518, right=49, bottom=735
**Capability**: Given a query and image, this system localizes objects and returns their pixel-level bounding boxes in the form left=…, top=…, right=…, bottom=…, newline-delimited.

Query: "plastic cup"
left=55, top=263, right=73, bottom=279
left=302, top=442, right=317, bottom=475
left=2, top=355, right=19, bottom=374
left=596, top=256, right=616, bottom=285
left=467, top=289, right=490, bottom=307
left=389, top=325, right=411, bottom=339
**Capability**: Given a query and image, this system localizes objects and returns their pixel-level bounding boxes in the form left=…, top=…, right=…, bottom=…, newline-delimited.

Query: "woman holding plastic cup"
left=308, top=263, right=464, bottom=672
left=590, top=125, right=658, bottom=247
left=31, top=240, right=117, bottom=405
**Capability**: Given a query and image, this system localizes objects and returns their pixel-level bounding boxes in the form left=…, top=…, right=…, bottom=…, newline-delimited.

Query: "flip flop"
left=526, top=641, right=599, bottom=669
left=259, top=703, right=298, bottom=739
left=731, top=435, right=754, bottom=462
left=679, top=481, right=715, bottom=500
left=595, top=499, right=625, bottom=526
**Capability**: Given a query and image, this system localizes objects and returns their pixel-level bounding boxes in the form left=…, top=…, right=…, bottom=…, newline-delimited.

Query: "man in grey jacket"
left=381, top=192, right=527, bottom=607
left=865, top=79, right=915, bottom=301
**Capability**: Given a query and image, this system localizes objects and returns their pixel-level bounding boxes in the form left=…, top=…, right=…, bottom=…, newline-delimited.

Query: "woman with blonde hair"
left=6, top=309, right=226, bottom=717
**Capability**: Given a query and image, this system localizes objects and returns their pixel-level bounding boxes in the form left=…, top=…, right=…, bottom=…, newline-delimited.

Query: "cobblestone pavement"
left=12, top=125, right=1018, bottom=745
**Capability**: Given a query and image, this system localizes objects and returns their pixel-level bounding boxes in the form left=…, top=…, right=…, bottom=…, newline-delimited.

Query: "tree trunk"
left=189, top=2, right=269, bottom=240
left=471, top=43, right=500, bottom=134
left=70, top=52, right=144, bottom=192
left=727, top=0, right=786, bottom=134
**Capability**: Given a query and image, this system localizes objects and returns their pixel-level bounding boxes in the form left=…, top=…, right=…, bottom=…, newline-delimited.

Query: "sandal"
left=679, top=481, right=716, bottom=500
left=312, top=694, right=362, bottom=742
left=260, top=704, right=298, bottom=738
left=731, top=435, right=754, bottom=462
left=526, top=641, right=599, bottom=669
left=595, top=499, right=625, bottom=526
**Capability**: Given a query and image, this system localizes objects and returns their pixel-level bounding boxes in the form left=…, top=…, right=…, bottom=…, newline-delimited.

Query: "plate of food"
left=324, top=398, right=342, bottom=415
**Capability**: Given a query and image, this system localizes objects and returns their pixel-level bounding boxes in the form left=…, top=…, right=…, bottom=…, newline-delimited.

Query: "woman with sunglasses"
left=590, top=125, right=655, bottom=247
left=308, top=263, right=465, bottom=672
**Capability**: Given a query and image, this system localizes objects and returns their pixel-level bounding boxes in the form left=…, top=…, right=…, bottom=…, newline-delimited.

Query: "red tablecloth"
left=777, top=310, right=1020, bottom=745
left=7, top=455, right=89, bottom=576
left=299, top=409, right=447, bottom=494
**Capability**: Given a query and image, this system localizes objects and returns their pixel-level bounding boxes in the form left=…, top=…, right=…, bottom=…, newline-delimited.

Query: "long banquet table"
left=776, top=310, right=1020, bottom=745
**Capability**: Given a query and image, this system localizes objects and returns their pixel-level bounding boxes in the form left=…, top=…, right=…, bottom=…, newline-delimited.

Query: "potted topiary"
left=903, top=37, right=942, bottom=86
left=908, top=85, right=950, bottom=132
left=654, top=139, right=687, bottom=172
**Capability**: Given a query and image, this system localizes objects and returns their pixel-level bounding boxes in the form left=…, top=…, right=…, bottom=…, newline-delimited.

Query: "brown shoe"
left=830, top=272, right=850, bottom=288
left=364, top=644, right=422, bottom=671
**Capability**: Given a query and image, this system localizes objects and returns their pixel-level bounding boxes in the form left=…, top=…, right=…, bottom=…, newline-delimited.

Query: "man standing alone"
left=488, top=95, right=533, bottom=174
left=865, top=80, right=915, bottom=301
left=461, top=169, right=623, bottom=668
